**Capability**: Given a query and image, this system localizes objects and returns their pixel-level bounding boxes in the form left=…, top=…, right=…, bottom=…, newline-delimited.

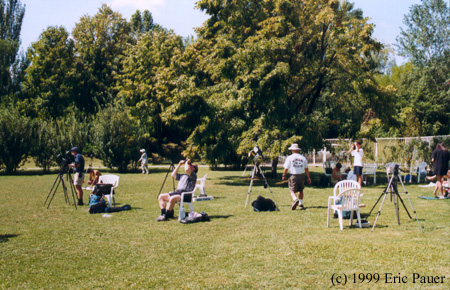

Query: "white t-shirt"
left=351, top=149, right=364, bottom=167
left=284, top=153, right=308, bottom=174
left=347, top=170, right=357, bottom=181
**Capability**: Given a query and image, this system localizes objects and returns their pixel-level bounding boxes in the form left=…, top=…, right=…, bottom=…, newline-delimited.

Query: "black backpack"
left=252, top=195, right=278, bottom=211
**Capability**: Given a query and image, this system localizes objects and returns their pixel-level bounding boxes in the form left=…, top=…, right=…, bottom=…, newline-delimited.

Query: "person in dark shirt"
left=431, top=142, right=450, bottom=198
left=69, top=147, right=85, bottom=205
left=156, top=159, right=198, bottom=221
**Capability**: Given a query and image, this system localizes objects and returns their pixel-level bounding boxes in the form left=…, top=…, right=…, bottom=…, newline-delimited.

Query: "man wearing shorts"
left=348, top=140, right=364, bottom=186
left=282, top=144, right=311, bottom=210
left=156, top=159, right=198, bottom=221
left=69, top=147, right=85, bottom=205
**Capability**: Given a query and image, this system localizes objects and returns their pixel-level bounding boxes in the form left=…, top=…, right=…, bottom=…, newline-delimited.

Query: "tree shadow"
left=0, top=234, right=19, bottom=243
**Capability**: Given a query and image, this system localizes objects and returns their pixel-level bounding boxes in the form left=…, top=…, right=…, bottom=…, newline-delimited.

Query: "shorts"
left=169, top=190, right=184, bottom=197
left=289, top=174, right=305, bottom=193
left=354, top=166, right=363, bottom=175
left=74, top=172, right=85, bottom=186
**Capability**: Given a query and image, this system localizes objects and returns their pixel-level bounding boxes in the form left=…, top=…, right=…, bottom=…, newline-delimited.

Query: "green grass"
left=1, top=167, right=449, bottom=289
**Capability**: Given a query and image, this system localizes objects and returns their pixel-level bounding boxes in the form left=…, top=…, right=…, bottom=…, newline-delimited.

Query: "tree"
left=185, top=0, right=389, bottom=167
left=92, top=102, right=138, bottom=172
left=130, top=9, right=154, bottom=36
left=394, top=0, right=450, bottom=135
left=21, top=26, right=75, bottom=119
left=0, top=106, right=33, bottom=174
left=72, top=4, right=132, bottom=114
left=117, top=28, right=204, bottom=161
left=0, top=0, right=25, bottom=97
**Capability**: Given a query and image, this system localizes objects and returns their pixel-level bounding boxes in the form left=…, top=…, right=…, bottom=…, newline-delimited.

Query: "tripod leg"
left=245, top=165, right=256, bottom=208
left=44, top=174, right=61, bottom=206
left=368, top=192, right=385, bottom=216
left=46, top=175, right=63, bottom=209
left=391, top=188, right=401, bottom=225
left=157, top=164, right=174, bottom=198
left=258, top=165, right=279, bottom=210
left=67, top=174, right=78, bottom=209
left=398, top=176, right=424, bottom=233
left=371, top=191, right=389, bottom=232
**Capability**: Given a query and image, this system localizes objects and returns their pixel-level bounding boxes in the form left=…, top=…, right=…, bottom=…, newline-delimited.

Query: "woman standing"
left=431, top=142, right=450, bottom=198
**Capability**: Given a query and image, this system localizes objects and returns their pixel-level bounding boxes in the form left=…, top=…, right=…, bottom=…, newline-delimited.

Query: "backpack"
left=88, top=190, right=107, bottom=214
left=251, top=195, right=278, bottom=211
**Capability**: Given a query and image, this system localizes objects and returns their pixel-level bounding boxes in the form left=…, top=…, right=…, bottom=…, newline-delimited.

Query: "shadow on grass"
left=0, top=234, right=19, bottom=243
left=208, top=215, right=233, bottom=220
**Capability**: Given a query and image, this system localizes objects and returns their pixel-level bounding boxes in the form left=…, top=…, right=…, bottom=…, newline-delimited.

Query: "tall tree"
left=185, top=0, right=389, bottom=167
left=22, top=26, right=75, bottom=119
left=0, top=0, right=25, bottom=97
left=117, top=28, right=204, bottom=161
left=394, top=0, right=450, bottom=135
left=72, top=4, right=132, bottom=114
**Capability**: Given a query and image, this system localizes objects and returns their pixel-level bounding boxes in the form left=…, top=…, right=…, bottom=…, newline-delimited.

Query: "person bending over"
left=87, top=169, right=102, bottom=186
left=331, top=163, right=344, bottom=185
left=156, top=159, right=198, bottom=221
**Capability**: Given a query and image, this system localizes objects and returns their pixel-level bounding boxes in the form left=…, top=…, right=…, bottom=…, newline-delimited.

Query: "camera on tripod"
left=56, top=151, right=73, bottom=172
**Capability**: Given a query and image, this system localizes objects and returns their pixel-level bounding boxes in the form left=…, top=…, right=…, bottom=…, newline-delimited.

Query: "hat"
left=288, top=144, right=300, bottom=151
left=71, top=147, right=80, bottom=152
left=140, top=149, right=146, bottom=153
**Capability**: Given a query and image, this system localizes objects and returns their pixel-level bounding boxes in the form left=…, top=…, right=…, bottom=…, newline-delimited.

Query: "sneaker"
left=156, top=215, right=167, bottom=221
left=298, top=204, right=305, bottom=210
left=77, top=200, right=84, bottom=206
left=291, top=199, right=299, bottom=210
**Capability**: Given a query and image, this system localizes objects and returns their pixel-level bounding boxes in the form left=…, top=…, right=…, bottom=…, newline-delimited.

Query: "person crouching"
left=156, top=159, right=198, bottom=221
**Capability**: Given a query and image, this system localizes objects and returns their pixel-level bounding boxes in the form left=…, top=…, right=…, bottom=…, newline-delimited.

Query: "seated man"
left=156, top=159, right=198, bottom=221
left=345, top=168, right=357, bottom=182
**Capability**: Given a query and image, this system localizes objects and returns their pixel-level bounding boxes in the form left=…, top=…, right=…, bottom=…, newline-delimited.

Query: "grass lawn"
left=0, top=167, right=449, bottom=289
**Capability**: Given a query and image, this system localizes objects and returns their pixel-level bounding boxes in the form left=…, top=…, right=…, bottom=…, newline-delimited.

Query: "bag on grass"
left=251, top=195, right=277, bottom=212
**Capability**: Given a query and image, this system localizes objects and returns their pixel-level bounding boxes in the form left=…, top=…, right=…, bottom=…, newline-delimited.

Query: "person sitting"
left=156, top=159, right=198, bottom=221
left=345, top=168, right=357, bottom=182
left=426, top=169, right=450, bottom=197
left=87, top=169, right=102, bottom=187
left=331, top=163, right=344, bottom=185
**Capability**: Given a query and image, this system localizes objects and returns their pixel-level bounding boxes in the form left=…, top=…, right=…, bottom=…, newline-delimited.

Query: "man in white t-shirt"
left=282, top=144, right=311, bottom=210
left=138, top=149, right=149, bottom=174
left=348, top=140, right=364, bottom=186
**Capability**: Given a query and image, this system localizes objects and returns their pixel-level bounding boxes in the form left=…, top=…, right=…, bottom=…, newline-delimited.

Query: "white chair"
left=178, top=192, right=194, bottom=221
left=328, top=188, right=364, bottom=230
left=194, top=174, right=208, bottom=196
left=323, top=161, right=337, bottom=177
left=415, top=162, right=428, bottom=183
left=327, top=180, right=360, bottom=228
left=98, top=174, right=120, bottom=208
left=363, top=164, right=378, bottom=184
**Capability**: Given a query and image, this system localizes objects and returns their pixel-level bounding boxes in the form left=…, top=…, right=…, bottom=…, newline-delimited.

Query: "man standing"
left=138, top=149, right=149, bottom=174
left=348, top=140, right=364, bottom=186
left=282, top=144, right=311, bottom=210
left=156, top=159, right=198, bottom=221
left=69, top=147, right=85, bottom=205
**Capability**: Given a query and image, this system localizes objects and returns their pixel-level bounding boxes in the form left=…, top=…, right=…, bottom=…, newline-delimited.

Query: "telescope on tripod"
left=368, top=163, right=423, bottom=233
left=44, top=152, right=78, bottom=209
left=244, top=146, right=279, bottom=210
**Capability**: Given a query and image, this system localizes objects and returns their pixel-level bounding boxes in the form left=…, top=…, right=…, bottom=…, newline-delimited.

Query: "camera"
left=56, top=151, right=74, bottom=171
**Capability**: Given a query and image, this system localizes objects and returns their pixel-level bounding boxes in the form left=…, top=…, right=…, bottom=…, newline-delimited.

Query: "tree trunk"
left=271, top=158, right=278, bottom=178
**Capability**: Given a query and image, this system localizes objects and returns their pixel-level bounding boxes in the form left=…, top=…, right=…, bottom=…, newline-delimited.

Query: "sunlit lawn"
left=0, top=167, right=449, bottom=289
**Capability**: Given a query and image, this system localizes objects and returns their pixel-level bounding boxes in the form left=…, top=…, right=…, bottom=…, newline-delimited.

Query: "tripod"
left=44, top=168, right=78, bottom=209
left=368, top=165, right=423, bottom=233
left=157, top=161, right=175, bottom=198
left=245, top=159, right=279, bottom=209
